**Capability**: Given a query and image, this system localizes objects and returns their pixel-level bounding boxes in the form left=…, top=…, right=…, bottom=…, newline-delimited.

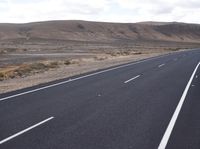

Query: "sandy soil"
left=0, top=51, right=172, bottom=94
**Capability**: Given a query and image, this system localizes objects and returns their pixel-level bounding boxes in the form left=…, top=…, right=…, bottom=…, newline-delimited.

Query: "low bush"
left=0, top=72, right=4, bottom=81
left=48, top=62, right=59, bottom=68
left=64, top=60, right=71, bottom=65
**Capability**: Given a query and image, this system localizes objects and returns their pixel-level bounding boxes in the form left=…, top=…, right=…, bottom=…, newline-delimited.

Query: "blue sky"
left=0, top=0, right=200, bottom=23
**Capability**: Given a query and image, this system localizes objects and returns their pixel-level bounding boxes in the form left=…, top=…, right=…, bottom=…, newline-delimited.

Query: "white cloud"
left=0, top=0, right=200, bottom=23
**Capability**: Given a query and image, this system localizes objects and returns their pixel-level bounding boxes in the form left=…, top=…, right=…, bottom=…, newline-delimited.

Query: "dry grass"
left=47, top=62, right=59, bottom=68
left=164, top=47, right=181, bottom=51
left=64, top=60, right=72, bottom=65
left=0, top=48, right=189, bottom=93
left=0, top=47, right=186, bottom=82
left=107, top=50, right=143, bottom=57
left=0, top=72, right=4, bottom=81
left=94, top=55, right=108, bottom=61
left=0, top=59, right=82, bottom=81
left=0, top=62, right=60, bottom=80
left=0, top=52, right=133, bottom=81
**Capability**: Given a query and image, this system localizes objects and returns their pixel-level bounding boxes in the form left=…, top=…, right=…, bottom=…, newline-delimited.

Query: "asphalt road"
left=0, top=49, right=200, bottom=149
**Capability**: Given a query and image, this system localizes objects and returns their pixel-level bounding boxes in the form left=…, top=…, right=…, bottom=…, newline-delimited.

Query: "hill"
left=0, top=20, right=200, bottom=43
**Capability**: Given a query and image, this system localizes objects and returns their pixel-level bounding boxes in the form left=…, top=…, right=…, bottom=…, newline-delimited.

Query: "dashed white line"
left=0, top=55, right=167, bottom=102
left=158, top=64, right=165, bottom=68
left=124, top=75, right=141, bottom=84
left=0, top=117, right=54, bottom=145
left=158, top=62, right=200, bottom=149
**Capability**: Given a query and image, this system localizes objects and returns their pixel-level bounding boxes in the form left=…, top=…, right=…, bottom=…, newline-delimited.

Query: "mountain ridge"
left=0, top=20, right=200, bottom=44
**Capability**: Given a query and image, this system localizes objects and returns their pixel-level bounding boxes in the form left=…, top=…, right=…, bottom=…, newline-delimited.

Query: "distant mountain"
left=0, top=20, right=200, bottom=43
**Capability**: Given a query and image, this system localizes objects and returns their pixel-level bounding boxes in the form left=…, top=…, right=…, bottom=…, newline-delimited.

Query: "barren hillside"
left=0, top=20, right=200, bottom=43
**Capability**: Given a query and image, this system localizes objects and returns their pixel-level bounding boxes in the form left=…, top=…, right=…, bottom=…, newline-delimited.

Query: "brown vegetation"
left=0, top=62, right=60, bottom=80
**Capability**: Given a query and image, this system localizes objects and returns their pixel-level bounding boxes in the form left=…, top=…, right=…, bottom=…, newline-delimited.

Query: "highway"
left=0, top=49, right=200, bottom=149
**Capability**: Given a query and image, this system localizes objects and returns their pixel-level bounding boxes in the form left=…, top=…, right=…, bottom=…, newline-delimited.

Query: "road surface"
left=0, top=49, right=200, bottom=149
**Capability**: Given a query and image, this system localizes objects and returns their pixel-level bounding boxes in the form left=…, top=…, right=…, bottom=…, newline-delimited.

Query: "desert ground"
left=1, top=20, right=200, bottom=93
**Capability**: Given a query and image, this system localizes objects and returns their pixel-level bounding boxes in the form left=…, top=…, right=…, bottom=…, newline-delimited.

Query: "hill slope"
left=0, top=20, right=200, bottom=43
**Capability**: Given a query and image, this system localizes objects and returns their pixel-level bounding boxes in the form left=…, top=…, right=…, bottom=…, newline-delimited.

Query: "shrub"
left=134, top=51, right=142, bottom=55
left=48, top=62, right=59, bottom=68
left=64, top=60, right=71, bottom=65
left=0, top=72, right=4, bottom=81
left=30, top=63, right=47, bottom=70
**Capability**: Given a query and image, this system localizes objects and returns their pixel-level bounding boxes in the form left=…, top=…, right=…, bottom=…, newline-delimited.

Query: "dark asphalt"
left=0, top=49, right=199, bottom=149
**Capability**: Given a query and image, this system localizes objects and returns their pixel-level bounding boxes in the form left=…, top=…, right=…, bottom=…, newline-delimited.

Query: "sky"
left=0, top=0, right=200, bottom=23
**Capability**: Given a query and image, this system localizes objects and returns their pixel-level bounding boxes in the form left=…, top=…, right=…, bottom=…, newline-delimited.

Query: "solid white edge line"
left=0, top=117, right=54, bottom=145
left=158, top=62, right=200, bottom=149
left=124, top=75, right=141, bottom=83
left=0, top=54, right=166, bottom=102
left=158, top=64, right=165, bottom=68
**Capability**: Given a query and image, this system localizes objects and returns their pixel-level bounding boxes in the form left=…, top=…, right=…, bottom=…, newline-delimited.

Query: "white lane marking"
left=124, top=75, right=141, bottom=83
left=158, top=62, right=200, bottom=149
left=0, top=117, right=54, bottom=145
left=158, top=64, right=165, bottom=68
left=0, top=55, right=166, bottom=102
left=196, top=75, right=198, bottom=79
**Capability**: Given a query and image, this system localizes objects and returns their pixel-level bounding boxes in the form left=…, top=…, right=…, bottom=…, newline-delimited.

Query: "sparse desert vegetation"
left=0, top=62, right=60, bottom=80
left=0, top=50, right=145, bottom=81
left=0, top=20, right=200, bottom=93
